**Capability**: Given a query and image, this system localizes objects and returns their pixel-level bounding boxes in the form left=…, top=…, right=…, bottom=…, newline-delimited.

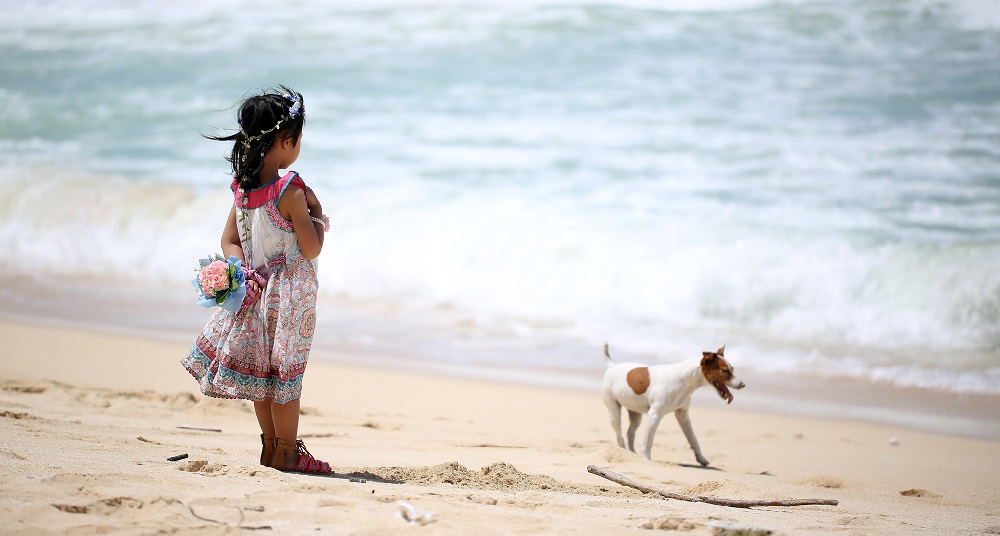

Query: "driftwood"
left=587, top=465, right=838, bottom=509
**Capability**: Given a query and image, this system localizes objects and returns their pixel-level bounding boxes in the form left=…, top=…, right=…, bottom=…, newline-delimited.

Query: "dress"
left=182, top=171, right=319, bottom=404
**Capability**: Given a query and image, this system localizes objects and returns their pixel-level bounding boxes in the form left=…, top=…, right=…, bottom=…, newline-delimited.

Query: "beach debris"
left=396, top=500, right=435, bottom=525
left=707, top=520, right=778, bottom=535
left=587, top=465, right=839, bottom=508
left=889, top=436, right=899, bottom=446
left=167, top=453, right=189, bottom=462
left=349, top=477, right=367, bottom=483
left=177, top=425, right=222, bottom=432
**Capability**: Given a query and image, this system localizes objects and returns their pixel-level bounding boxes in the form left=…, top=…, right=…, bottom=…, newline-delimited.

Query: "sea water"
left=1, top=1, right=998, bottom=427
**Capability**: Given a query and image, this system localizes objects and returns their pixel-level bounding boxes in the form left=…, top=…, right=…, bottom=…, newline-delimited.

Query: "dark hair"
left=206, top=85, right=305, bottom=189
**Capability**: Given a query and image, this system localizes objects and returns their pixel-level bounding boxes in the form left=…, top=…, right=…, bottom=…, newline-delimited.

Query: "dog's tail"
left=603, top=342, right=615, bottom=367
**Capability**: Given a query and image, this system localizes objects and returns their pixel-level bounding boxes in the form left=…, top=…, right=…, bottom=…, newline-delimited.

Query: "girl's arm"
left=222, top=207, right=262, bottom=296
left=220, top=207, right=245, bottom=262
left=280, top=186, right=325, bottom=259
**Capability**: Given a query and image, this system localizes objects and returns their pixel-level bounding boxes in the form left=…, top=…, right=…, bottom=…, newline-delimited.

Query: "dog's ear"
left=701, top=352, right=717, bottom=366
left=717, top=345, right=725, bottom=356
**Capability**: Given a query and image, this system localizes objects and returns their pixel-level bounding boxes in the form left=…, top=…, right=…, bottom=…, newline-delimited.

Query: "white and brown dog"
left=602, top=343, right=744, bottom=465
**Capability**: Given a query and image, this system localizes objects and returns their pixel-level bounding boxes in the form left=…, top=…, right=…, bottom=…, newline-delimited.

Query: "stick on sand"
left=177, top=426, right=222, bottom=432
left=587, top=465, right=838, bottom=508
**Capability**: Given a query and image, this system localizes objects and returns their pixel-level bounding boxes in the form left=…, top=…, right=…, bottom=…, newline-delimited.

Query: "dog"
left=602, top=343, right=744, bottom=465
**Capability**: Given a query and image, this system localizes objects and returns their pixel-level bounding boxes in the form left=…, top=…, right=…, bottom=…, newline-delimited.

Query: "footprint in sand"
left=899, top=488, right=942, bottom=498
left=467, top=494, right=498, bottom=505
left=177, top=460, right=230, bottom=476
left=0, top=410, right=35, bottom=420
left=1, top=450, right=27, bottom=461
left=53, top=497, right=144, bottom=515
left=602, top=447, right=634, bottom=463
left=642, top=515, right=698, bottom=531
left=1, top=382, right=47, bottom=394
left=681, top=480, right=724, bottom=495
left=800, top=475, right=845, bottom=489
left=53, top=504, right=89, bottom=514
left=188, top=500, right=244, bottom=526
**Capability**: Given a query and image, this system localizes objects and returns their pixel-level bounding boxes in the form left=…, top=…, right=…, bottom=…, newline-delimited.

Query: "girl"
left=182, top=86, right=332, bottom=474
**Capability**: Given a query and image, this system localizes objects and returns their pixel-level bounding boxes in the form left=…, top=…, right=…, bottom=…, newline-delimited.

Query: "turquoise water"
left=1, top=0, right=999, bottom=397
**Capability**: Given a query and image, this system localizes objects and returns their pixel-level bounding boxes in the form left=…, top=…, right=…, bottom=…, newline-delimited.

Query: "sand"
left=1, top=320, right=998, bottom=535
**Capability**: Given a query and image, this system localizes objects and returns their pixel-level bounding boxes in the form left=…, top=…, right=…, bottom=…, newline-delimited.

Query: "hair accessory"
left=240, top=92, right=302, bottom=150
left=285, top=93, right=302, bottom=118
left=241, top=119, right=285, bottom=150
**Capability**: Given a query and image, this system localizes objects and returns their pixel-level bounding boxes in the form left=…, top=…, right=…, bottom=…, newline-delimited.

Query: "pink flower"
left=199, top=260, right=230, bottom=296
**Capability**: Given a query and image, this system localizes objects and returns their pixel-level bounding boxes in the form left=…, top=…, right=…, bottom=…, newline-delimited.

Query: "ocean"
left=2, top=0, right=998, bottom=435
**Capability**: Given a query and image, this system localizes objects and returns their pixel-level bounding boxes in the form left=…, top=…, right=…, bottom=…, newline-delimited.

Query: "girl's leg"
left=268, top=397, right=331, bottom=473
left=271, top=398, right=301, bottom=468
left=254, top=398, right=276, bottom=465
left=254, top=398, right=277, bottom=437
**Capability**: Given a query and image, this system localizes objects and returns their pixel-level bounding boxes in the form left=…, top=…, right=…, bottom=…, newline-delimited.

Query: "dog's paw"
left=696, top=455, right=710, bottom=467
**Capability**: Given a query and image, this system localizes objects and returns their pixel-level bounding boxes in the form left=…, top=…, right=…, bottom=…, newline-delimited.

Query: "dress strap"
left=231, top=177, right=246, bottom=208
left=276, top=171, right=306, bottom=204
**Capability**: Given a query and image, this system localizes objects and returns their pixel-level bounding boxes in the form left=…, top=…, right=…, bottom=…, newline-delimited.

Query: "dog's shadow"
left=676, top=463, right=723, bottom=471
left=675, top=462, right=774, bottom=477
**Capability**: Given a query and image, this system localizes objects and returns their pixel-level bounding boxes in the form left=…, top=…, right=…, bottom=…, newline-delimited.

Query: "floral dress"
left=182, top=171, right=318, bottom=404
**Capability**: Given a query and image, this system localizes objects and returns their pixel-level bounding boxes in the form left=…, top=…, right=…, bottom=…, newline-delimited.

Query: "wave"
left=2, top=164, right=998, bottom=395
left=2, top=0, right=998, bottom=395
left=7, top=0, right=998, bottom=59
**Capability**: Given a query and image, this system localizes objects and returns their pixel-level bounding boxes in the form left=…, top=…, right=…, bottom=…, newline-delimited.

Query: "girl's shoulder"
left=232, top=172, right=306, bottom=209
left=275, top=172, right=309, bottom=211
left=277, top=171, right=307, bottom=198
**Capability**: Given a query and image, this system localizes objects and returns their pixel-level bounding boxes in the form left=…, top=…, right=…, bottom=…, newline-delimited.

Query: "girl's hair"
left=206, top=85, right=305, bottom=189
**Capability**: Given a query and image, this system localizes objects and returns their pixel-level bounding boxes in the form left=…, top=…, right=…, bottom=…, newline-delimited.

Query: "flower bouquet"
left=192, top=254, right=247, bottom=313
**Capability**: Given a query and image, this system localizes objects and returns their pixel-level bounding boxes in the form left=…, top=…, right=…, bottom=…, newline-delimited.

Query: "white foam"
left=0, top=165, right=224, bottom=280
left=3, top=0, right=999, bottom=395
left=946, top=0, right=1000, bottom=31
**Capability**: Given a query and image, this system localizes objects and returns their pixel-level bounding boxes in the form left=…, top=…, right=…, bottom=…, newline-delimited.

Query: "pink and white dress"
left=182, top=171, right=319, bottom=404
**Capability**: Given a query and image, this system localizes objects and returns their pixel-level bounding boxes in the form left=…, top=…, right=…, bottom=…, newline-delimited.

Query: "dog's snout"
left=732, top=379, right=746, bottom=390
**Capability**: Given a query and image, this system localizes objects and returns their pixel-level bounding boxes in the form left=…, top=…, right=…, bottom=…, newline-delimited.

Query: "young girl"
left=182, top=86, right=332, bottom=474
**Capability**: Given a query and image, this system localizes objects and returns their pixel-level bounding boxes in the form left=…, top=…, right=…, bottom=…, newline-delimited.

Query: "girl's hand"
left=305, top=186, right=323, bottom=216
left=247, top=279, right=261, bottom=295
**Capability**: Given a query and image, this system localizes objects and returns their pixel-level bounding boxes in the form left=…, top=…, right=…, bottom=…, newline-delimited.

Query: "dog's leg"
left=641, top=408, right=667, bottom=460
left=626, top=410, right=642, bottom=452
left=604, top=398, right=626, bottom=449
left=674, top=407, right=709, bottom=466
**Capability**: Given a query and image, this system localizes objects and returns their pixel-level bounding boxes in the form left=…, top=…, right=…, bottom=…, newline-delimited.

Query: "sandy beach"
left=0, top=319, right=997, bottom=535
